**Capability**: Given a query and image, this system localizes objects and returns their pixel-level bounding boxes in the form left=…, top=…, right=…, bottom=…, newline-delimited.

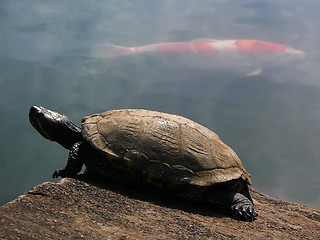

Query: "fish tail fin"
left=90, top=44, right=132, bottom=58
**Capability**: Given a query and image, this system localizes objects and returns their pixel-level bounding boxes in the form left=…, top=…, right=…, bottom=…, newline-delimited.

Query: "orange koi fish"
left=91, top=39, right=305, bottom=76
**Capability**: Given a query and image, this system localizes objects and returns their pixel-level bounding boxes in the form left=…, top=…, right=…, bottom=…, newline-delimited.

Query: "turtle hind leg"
left=206, top=189, right=258, bottom=221
left=229, top=192, right=258, bottom=221
left=52, top=142, right=84, bottom=178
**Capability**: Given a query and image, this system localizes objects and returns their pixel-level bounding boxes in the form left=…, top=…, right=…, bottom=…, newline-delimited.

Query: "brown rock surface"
left=0, top=175, right=319, bottom=240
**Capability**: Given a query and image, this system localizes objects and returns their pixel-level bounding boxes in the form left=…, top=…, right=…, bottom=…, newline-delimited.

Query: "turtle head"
left=29, top=106, right=83, bottom=150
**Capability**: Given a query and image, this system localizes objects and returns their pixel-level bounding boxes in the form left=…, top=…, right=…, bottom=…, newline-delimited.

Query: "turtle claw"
left=231, top=203, right=258, bottom=221
left=52, top=169, right=63, bottom=178
left=52, top=168, right=79, bottom=178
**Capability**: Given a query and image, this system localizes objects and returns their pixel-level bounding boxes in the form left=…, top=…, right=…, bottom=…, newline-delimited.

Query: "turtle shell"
left=81, top=109, right=251, bottom=187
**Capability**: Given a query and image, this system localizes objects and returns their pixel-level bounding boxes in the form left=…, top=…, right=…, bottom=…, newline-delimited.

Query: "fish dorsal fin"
left=192, top=38, right=218, bottom=43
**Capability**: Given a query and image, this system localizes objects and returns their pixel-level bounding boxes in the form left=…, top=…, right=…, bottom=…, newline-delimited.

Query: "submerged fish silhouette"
left=90, top=39, right=305, bottom=76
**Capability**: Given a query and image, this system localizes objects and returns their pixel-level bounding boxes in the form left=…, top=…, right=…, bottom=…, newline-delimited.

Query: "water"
left=0, top=0, right=319, bottom=209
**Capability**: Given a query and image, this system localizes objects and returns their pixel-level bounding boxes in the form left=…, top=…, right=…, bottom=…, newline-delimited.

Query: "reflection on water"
left=0, top=0, right=319, bottom=209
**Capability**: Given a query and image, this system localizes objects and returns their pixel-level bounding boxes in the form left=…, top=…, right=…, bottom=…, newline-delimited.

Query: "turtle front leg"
left=206, top=189, right=258, bottom=221
left=52, top=142, right=84, bottom=178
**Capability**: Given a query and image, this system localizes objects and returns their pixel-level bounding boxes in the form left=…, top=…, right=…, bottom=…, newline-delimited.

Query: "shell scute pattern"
left=81, top=109, right=251, bottom=186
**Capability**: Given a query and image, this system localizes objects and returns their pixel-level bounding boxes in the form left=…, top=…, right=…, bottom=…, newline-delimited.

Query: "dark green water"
left=0, top=0, right=319, bottom=209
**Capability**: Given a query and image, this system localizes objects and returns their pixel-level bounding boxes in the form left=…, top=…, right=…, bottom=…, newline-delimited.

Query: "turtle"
left=29, top=105, right=258, bottom=221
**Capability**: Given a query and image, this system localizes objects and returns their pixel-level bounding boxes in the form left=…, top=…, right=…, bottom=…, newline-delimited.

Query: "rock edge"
left=0, top=175, right=319, bottom=239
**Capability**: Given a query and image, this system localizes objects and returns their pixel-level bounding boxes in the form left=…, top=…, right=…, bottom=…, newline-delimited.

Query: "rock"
left=0, top=175, right=319, bottom=239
